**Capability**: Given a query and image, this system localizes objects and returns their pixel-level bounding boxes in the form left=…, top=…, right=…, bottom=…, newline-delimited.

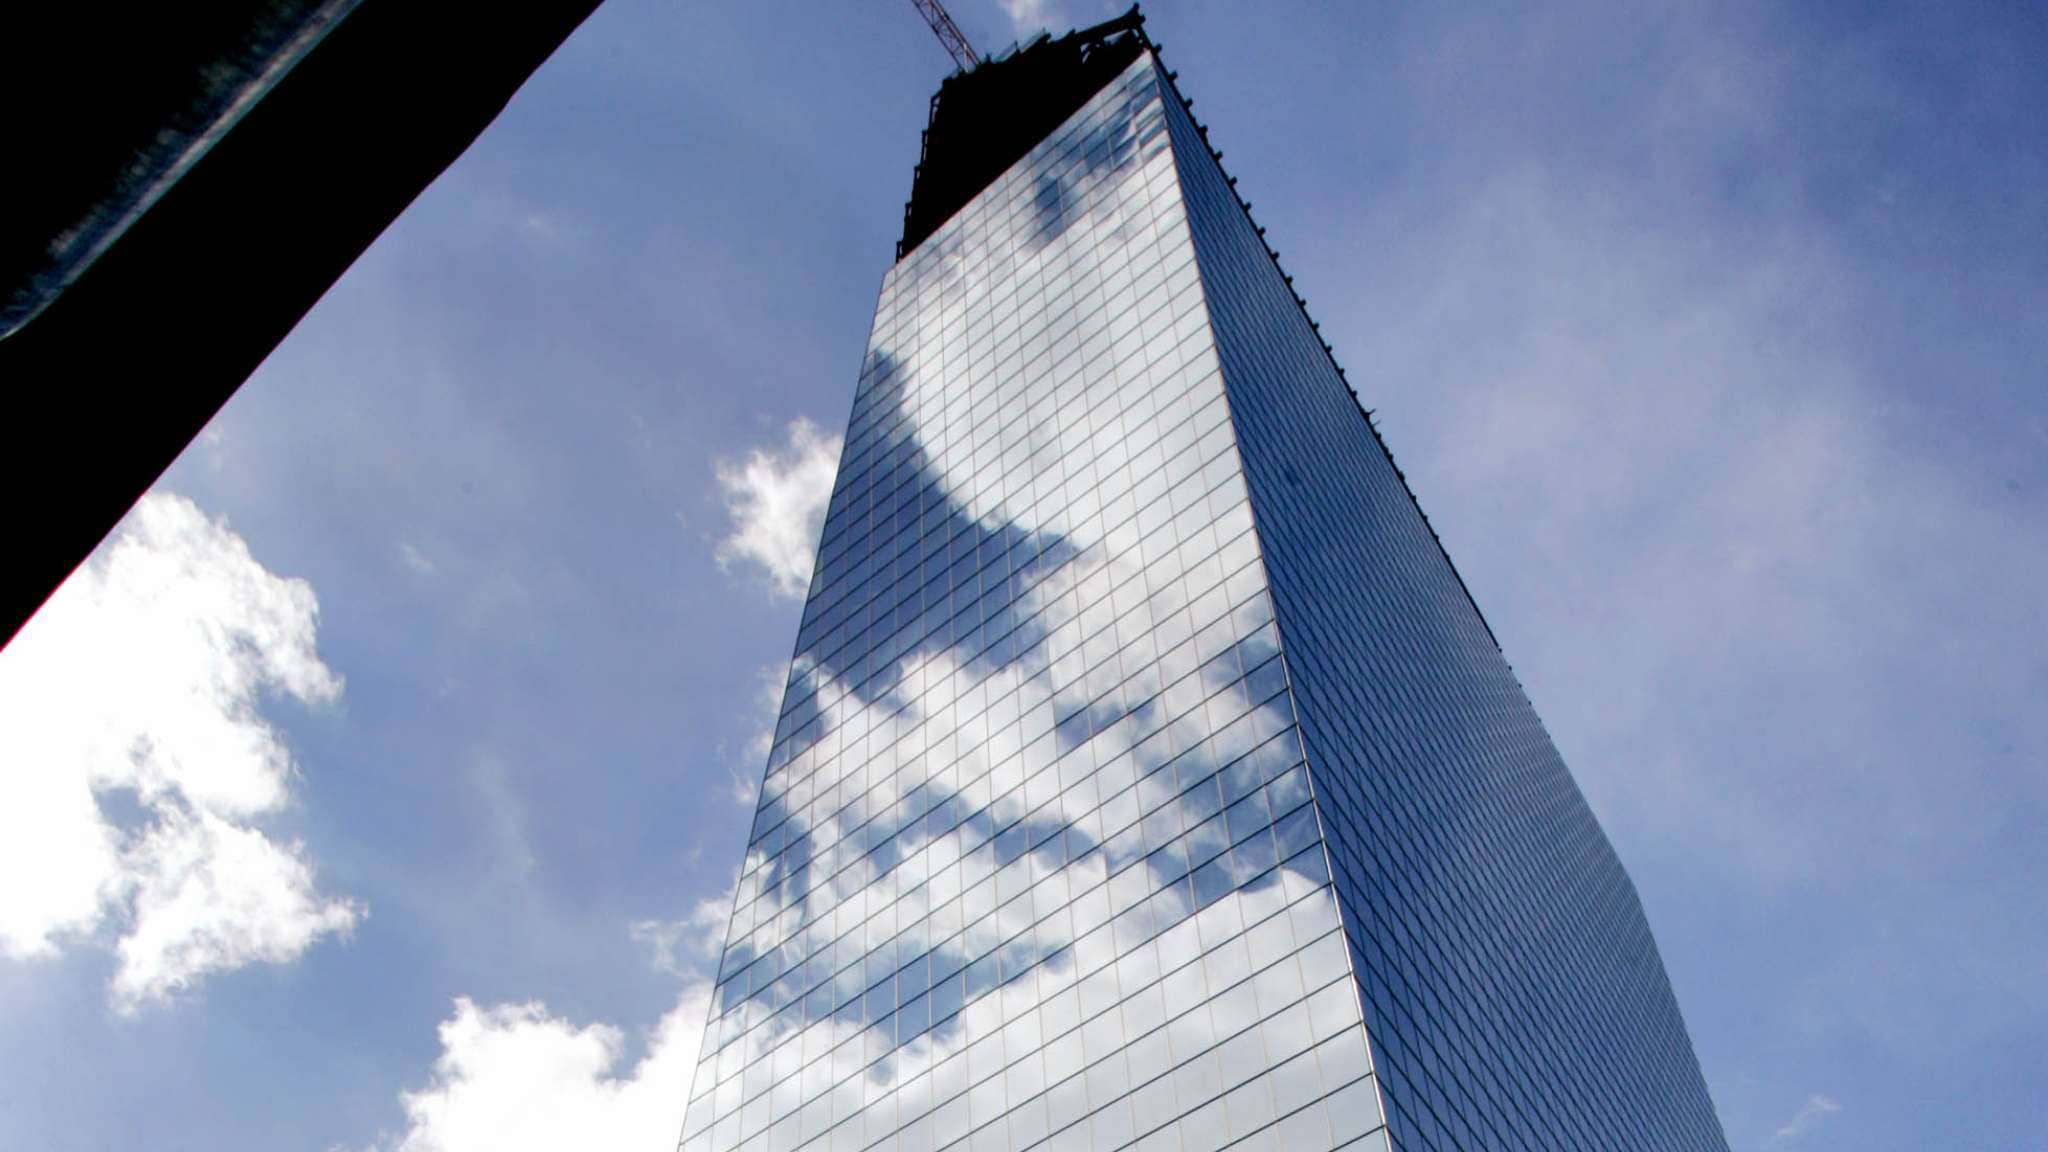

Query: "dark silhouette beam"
left=0, top=0, right=605, bottom=649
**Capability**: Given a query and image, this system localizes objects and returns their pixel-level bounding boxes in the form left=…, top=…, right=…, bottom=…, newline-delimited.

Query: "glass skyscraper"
left=679, top=15, right=1727, bottom=1152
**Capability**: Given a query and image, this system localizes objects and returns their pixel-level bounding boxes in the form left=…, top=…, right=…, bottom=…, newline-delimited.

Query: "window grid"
left=680, top=55, right=1386, bottom=1152
left=1156, top=52, right=1729, bottom=1152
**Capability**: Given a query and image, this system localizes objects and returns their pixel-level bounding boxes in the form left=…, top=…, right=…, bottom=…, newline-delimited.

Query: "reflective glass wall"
left=1157, top=55, right=1731, bottom=1152
left=678, top=55, right=1391, bottom=1152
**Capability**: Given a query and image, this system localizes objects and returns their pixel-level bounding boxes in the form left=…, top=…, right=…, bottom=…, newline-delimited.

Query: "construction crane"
left=909, top=0, right=979, bottom=70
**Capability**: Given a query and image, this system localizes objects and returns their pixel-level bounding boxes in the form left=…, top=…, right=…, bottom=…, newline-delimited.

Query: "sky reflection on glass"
left=677, top=56, right=1387, bottom=1152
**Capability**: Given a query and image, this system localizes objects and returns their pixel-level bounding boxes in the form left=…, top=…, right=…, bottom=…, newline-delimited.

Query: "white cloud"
left=1767, top=1094, right=1840, bottom=1145
left=361, top=910, right=729, bottom=1152
left=991, top=0, right=1123, bottom=38
left=0, top=490, right=359, bottom=1012
left=714, top=418, right=842, bottom=600
left=630, top=890, right=732, bottom=977
left=364, top=985, right=712, bottom=1152
left=113, top=807, right=359, bottom=1008
left=398, top=541, right=437, bottom=576
left=468, top=752, right=538, bottom=881
left=724, top=664, right=787, bottom=807
left=998, top=0, right=1061, bottom=36
left=726, top=761, right=760, bottom=809
left=701, top=663, right=788, bottom=810
left=742, top=665, right=784, bottom=768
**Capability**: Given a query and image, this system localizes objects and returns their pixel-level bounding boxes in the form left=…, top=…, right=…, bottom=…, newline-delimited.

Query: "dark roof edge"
left=896, top=6, right=1150, bottom=261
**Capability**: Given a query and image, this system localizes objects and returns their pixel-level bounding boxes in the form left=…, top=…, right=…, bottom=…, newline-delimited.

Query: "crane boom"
left=909, top=0, right=979, bottom=70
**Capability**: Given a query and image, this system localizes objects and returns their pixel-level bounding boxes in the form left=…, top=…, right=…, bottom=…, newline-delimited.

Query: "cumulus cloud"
left=363, top=984, right=713, bottom=1152
left=0, top=490, right=359, bottom=1012
left=362, top=905, right=732, bottom=1152
left=112, top=807, right=359, bottom=1008
left=714, top=418, right=841, bottom=600
left=1766, top=1094, right=1840, bottom=1145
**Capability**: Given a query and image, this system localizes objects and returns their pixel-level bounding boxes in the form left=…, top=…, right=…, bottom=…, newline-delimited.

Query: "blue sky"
left=2, top=2, right=2043, bottom=1149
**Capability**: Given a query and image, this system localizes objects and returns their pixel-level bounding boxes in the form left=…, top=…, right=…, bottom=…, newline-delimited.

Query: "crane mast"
left=908, top=0, right=979, bottom=70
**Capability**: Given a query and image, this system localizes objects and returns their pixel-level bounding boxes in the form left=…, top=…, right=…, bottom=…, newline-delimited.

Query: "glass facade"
left=1156, top=65, right=1729, bottom=1152
left=680, top=35, right=1726, bottom=1152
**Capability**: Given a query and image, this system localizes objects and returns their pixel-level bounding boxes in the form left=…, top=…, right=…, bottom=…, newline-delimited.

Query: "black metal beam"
left=0, top=0, right=604, bottom=649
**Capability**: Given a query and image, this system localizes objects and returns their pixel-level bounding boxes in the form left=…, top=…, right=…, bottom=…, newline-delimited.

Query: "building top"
left=897, top=6, right=1150, bottom=260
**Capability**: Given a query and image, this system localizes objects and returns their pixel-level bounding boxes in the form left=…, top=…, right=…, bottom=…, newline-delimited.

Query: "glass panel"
left=677, top=51, right=1379, bottom=1152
